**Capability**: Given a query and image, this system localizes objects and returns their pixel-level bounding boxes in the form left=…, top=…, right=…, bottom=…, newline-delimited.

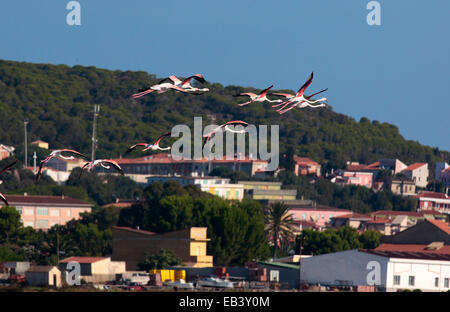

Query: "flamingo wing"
left=270, top=92, right=294, bottom=98
left=233, top=92, right=257, bottom=98
left=182, top=74, right=206, bottom=87
left=59, top=149, right=89, bottom=160
left=36, top=160, right=48, bottom=182
left=169, top=85, right=191, bottom=93
left=223, top=120, right=249, bottom=128
left=0, top=192, right=8, bottom=206
left=259, top=85, right=274, bottom=96
left=102, top=160, right=124, bottom=175
left=306, top=88, right=328, bottom=100
left=132, top=88, right=155, bottom=98
left=0, top=160, right=17, bottom=175
left=153, top=132, right=171, bottom=146
left=296, top=72, right=314, bottom=97
left=125, top=143, right=148, bottom=154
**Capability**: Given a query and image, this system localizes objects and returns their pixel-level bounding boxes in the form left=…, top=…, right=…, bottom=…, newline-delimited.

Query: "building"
left=0, top=144, right=14, bottom=161
left=3, top=262, right=30, bottom=275
left=30, top=140, right=49, bottom=150
left=147, top=175, right=244, bottom=200
left=436, top=162, right=449, bottom=181
left=300, top=249, right=450, bottom=292
left=383, top=177, right=416, bottom=196
left=102, top=199, right=144, bottom=209
left=58, top=257, right=126, bottom=284
left=439, top=167, right=450, bottom=193
left=25, top=266, right=62, bottom=288
left=293, top=156, right=321, bottom=176
left=0, top=194, right=92, bottom=230
left=286, top=202, right=351, bottom=229
left=332, top=170, right=373, bottom=188
left=381, top=219, right=450, bottom=245
left=414, top=191, right=450, bottom=214
left=112, top=153, right=269, bottom=183
left=238, top=181, right=297, bottom=201
left=401, top=163, right=429, bottom=188
left=379, top=159, right=407, bottom=174
left=112, top=226, right=213, bottom=270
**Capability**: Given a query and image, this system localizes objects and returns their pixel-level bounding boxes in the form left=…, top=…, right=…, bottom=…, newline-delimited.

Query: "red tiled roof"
left=370, top=210, right=442, bottom=217
left=60, top=257, right=106, bottom=264
left=293, top=155, right=320, bottom=166
left=292, top=220, right=320, bottom=229
left=414, top=191, right=448, bottom=199
left=402, top=163, right=427, bottom=172
left=1, top=195, right=91, bottom=206
left=289, top=205, right=350, bottom=213
left=367, top=161, right=380, bottom=169
left=112, top=226, right=157, bottom=236
left=346, top=164, right=370, bottom=171
left=113, top=153, right=267, bottom=165
left=366, top=218, right=391, bottom=224
left=426, top=219, right=450, bottom=235
left=375, top=244, right=450, bottom=255
left=333, top=213, right=371, bottom=220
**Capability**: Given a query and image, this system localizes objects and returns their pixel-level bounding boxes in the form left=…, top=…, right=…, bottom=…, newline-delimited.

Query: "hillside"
left=0, top=59, right=448, bottom=172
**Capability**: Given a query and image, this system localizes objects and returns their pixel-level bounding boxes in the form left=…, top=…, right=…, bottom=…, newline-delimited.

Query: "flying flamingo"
left=270, top=88, right=328, bottom=108
left=203, top=120, right=249, bottom=144
left=79, top=159, right=124, bottom=178
left=0, top=160, right=17, bottom=206
left=36, top=149, right=89, bottom=182
left=125, top=132, right=172, bottom=154
left=132, top=80, right=192, bottom=99
left=160, top=74, right=209, bottom=93
left=233, top=85, right=282, bottom=106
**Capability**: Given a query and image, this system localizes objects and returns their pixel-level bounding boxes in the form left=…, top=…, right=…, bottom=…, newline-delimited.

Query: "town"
left=1, top=140, right=449, bottom=292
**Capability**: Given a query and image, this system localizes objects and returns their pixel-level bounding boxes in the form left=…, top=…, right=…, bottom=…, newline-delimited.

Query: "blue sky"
left=0, top=0, right=449, bottom=151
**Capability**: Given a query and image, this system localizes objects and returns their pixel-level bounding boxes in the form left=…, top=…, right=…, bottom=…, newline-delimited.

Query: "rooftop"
left=402, top=163, right=427, bottom=172
left=375, top=244, right=450, bottom=255
left=60, top=257, right=107, bottom=264
left=362, top=249, right=450, bottom=261
left=293, top=156, right=320, bottom=166
left=27, top=266, right=58, bottom=273
left=113, top=153, right=268, bottom=165
left=414, top=191, right=449, bottom=200
left=112, top=226, right=157, bottom=236
left=426, top=219, right=450, bottom=235
left=0, top=194, right=91, bottom=207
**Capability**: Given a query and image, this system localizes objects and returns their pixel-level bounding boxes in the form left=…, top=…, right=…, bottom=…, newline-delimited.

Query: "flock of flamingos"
left=0, top=72, right=328, bottom=206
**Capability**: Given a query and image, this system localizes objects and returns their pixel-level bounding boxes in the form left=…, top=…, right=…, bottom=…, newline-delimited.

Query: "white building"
left=301, top=249, right=450, bottom=292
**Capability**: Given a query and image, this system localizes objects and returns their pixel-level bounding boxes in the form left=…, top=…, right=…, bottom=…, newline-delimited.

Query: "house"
left=300, top=248, right=450, bottom=292
left=401, top=163, right=429, bottom=188
left=0, top=194, right=92, bottom=230
left=379, top=159, right=407, bottom=174
left=147, top=175, right=244, bottom=200
left=25, top=266, right=62, bottom=288
left=414, top=191, right=450, bottom=214
left=238, top=181, right=297, bottom=201
left=58, top=257, right=126, bottom=284
left=381, top=219, right=450, bottom=245
left=330, top=213, right=373, bottom=229
left=112, top=153, right=269, bottom=183
left=0, top=144, right=15, bottom=161
left=30, top=140, right=49, bottom=150
left=436, top=162, right=449, bottom=181
left=439, top=167, right=450, bottom=193
left=382, top=177, right=416, bottom=196
left=286, top=202, right=351, bottom=229
left=293, top=156, right=321, bottom=176
left=331, top=170, right=373, bottom=188
left=112, top=226, right=213, bottom=270
left=3, top=262, right=30, bottom=275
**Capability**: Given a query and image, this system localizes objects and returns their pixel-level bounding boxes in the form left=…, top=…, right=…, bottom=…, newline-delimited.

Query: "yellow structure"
left=30, top=140, right=49, bottom=149
left=112, top=226, right=213, bottom=270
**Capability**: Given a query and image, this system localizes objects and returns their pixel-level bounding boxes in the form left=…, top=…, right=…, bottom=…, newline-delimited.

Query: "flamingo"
left=203, top=120, right=249, bottom=144
left=160, top=74, right=209, bottom=93
left=36, top=149, right=89, bottom=182
left=0, top=160, right=17, bottom=206
left=270, top=88, right=328, bottom=108
left=125, top=132, right=172, bottom=154
left=278, top=99, right=327, bottom=115
left=132, top=80, right=192, bottom=99
left=233, top=85, right=282, bottom=106
left=79, top=159, right=124, bottom=177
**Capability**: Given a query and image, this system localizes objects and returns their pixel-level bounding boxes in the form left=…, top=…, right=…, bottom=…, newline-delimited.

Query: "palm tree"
left=264, top=201, right=296, bottom=259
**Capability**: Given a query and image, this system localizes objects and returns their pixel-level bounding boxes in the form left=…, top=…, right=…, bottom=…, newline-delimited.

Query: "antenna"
left=91, top=105, right=100, bottom=161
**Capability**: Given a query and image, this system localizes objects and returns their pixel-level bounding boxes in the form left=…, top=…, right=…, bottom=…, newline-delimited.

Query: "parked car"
left=197, top=276, right=234, bottom=289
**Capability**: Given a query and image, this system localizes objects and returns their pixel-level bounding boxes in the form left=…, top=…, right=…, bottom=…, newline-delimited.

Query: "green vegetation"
left=264, top=202, right=296, bottom=258
left=138, top=249, right=183, bottom=271
left=0, top=60, right=448, bottom=171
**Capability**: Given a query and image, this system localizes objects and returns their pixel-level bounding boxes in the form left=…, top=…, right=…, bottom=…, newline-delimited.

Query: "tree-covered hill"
left=0, top=59, right=448, bottom=171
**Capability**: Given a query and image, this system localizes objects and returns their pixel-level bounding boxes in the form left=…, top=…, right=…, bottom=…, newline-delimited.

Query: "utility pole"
left=33, top=152, right=37, bottom=173
left=298, top=224, right=303, bottom=291
left=24, top=119, right=29, bottom=168
left=91, top=105, right=100, bottom=161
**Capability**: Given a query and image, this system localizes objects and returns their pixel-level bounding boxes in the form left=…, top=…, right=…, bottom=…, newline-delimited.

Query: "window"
left=24, top=209, right=34, bottom=216
left=50, top=209, right=60, bottom=217
left=444, top=278, right=449, bottom=288
left=24, top=221, right=34, bottom=228
left=408, top=276, right=415, bottom=286
left=36, top=208, right=49, bottom=216
left=67, top=209, right=71, bottom=217
left=15, top=207, right=23, bottom=215
left=435, top=277, right=439, bottom=287
left=226, top=191, right=230, bottom=198
left=36, top=220, right=49, bottom=229
left=321, top=214, right=325, bottom=219
left=302, top=214, right=306, bottom=220
left=329, top=214, right=333, bottom=220
left=394, top=275, right=401, bottom=285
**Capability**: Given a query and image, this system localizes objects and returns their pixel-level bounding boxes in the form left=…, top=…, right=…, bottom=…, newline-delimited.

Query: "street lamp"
left=298, top=224, right=303, bottom=291
left=24, top=119, right=29, bottom=168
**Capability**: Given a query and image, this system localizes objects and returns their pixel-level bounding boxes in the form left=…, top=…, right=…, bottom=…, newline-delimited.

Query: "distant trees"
left=264, top=202, right=296, bottom=259
left=138, top=249, right=183, bottom=271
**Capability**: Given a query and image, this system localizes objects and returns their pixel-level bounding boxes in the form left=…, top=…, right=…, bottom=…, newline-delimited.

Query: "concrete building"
left=0, top=144, right=14, bottom=161
left=414, top=191, right=450, bottom=214
left=59, top=257, right=126, bottom=284
left=147, top=175, right=244, bottom=200
left=287, top=203, right=351, bottom=229
left=436, top=162, right=449, bottom=181
left=332, top=170, right=373, bottom=188
left=300, top=249, right=450, bottom=292
left=381, top=219, right=450, bottom=245
left=4, top=262, right=30, bottom=275
left=401, top=163, right=429, bottom=188
left=112, top=226, right=213, bottom=270
left=379, top=159, right=407, bottom=175
left=0, top=194, right=92, bottom=230
left=25, top=266, right=62, bottom=288
left=439, top=167, right=450, bottom=193
left=238, top=181, right=297, bottom=201
left=30, top=140, right=49, bottom=150
left=293, top=156, right=321, bottom=176
left=383, top=177, right=416, bottom=196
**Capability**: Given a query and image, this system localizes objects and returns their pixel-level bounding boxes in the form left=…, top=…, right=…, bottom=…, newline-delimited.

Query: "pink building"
left=414, top=191, right=450, bottom=214
left=1, top=194, right=92, bottom=230
left=332, top=170, right=373, bottom=188
left=293, top=156, right=321, bottom=176
left=0, top=144, right=14, bottom=161
left=287, top=204, right=351, bottom=229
